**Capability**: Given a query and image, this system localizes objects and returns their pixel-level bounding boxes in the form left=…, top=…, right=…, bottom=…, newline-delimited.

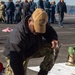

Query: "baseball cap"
left=32, top=8, right=48, bottom=33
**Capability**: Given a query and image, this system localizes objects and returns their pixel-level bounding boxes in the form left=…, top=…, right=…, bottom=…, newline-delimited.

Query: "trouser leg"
left=38, top=48, right=59, bottom=75
left=10, top=51, right=24, bottom=75
left=23, top=58, right=30, bottom=75
left=1, top=15, right=6, bottom=22
left=9, top=15, right=13, bottom=24
left=58, top=13, right=64, bottom=26
left=7, top=15, right=9, bottom=24
left=58, top=14, right=61, bottom=27
left=4, top=55, right=29, bottom=75
left=51, top=13, right=55, bottom=23
left=4, top=57, right=14, bottom=75
left=58, top=13, right=64, bottom=27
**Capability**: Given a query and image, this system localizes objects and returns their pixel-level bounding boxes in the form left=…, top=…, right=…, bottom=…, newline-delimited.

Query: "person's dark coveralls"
left=43, top=0, right=51, bottom=23
left=37, top=0, right=44, bottom=9
left=29, top=0, right=36, bottom=14
left=3, top=8, right=59, bottom=75
left=6, top=1, right=15, bottom=24
left=57, top=0, right=67, bottom=27
left=50, top=2, right=56, bottom=23
left=14, top=1, right=22, bottom=23
left=22, top=0, right=30, bottom=18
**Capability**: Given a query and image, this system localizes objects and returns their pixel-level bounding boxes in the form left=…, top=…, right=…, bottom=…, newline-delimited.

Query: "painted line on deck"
left=57, top=31, right=75, bottom=34
left=62, top=44, right=75, bottom=47
left=0, top=50, right=4, bottom=53
left=0, top=35, right=9, bottom=38
left=54, top=27, right=75, bottom=29
left=69, top=28, right=75, bottom=29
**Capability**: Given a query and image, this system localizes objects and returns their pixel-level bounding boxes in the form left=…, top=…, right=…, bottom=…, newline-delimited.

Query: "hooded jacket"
left=3, top=15, right=58, bottom=58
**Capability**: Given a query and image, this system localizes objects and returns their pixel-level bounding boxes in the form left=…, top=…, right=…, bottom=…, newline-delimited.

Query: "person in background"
left=6, top=0, right=15, bottom=24
left=37, top=0, right=44, bottom=9
left=0, top=1, right=6, bottom=23
left=43, top=0, right=51, bottom=23
left=57, top=0, right=67, bottom=27
left=29, top=0, right=36, bottom=14
left=3, top=8, right=59, bottom=75
left=14, top=0, right=22, bottom=23
left=50, top=1, right=56, bottom=23
left=21, top=0, right=30, bottom=18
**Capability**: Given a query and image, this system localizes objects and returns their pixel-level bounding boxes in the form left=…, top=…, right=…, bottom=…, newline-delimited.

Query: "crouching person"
left=3, top=8, right=59, bottom=75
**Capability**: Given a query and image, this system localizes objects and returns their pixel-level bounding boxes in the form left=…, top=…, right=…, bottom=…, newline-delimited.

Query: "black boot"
left=38, top=69, right=48, bottom=75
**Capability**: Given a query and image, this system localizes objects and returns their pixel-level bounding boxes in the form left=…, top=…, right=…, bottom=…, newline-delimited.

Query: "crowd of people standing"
left=0, top=0, right=57, bottom=24
left=0, top=0, right=67, bottom=27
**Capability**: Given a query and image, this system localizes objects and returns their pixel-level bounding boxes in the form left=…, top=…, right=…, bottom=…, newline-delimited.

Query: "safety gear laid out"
left=66, top=46, right=75, bottom=66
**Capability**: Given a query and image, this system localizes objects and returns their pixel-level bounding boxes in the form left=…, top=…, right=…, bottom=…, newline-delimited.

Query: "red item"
left=2, top=27, right=13, bottom=32
left=0, top=62, right=3, bottom=73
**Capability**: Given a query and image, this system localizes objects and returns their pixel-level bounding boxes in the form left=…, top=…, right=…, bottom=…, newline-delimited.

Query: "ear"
left=28, top=18, right=32, bottom=24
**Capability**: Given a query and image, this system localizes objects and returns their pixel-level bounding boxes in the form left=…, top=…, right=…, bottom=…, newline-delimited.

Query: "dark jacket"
left=15, top=2, right=22, bottom=12
left=57, top=1, right=67, bottom=13
left=6, top=2, right=15, bottom=14
left=37, top=0, right=44, bottom=9
left=22, top=1, right=30, bottom=16
left=43, top=0, right=51, bottom=9
left=29, top=1, right=36, bottom=13
left=51, top=4, right=56, bottom=14
left=3, top=15, right=58, bottom=58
